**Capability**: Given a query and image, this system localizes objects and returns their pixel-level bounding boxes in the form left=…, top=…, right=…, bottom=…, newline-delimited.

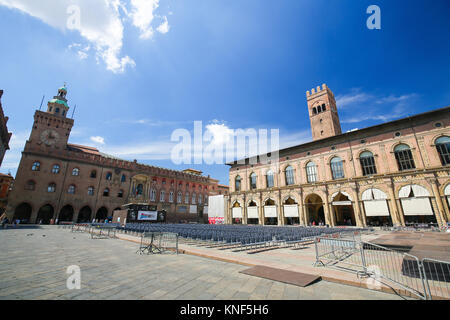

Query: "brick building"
left=0, top=90, right=12, bottom=167
left=226, top=84, right=450, bottom=227
left=6, top=86, right=221, bottom=224
left=0, top=173, right=13, bottom=214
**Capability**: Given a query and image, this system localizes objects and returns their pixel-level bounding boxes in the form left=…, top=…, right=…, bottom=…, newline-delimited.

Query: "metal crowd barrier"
left=314, top=236, right=450, bottom=300
left=137, top=232, right=179, bottom=255
left=89, top=225, right=117, bottom=239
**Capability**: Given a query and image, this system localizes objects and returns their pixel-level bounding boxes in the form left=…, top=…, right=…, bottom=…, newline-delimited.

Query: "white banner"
left=401, top=198, right=434, bottom=216
left=283, top=204, right=299, bottom=218
left=189, top=205, right=197, bottom=214
left=247, top=206, right=258, bottom=219
left=138, top=211, right=158, bottom=221
left=232, top=207, right=242, bottom=218
left=363, top=200, right=390, bottom=217
left=264, top=205, right=277, bottom=218
left=208, top=195, right=224, bottom=218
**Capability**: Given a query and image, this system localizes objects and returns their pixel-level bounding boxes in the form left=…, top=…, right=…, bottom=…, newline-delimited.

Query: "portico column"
left=352, top=190, right=366, bottom=227
left=429, top=179, right=447, bottom=227
left=388, top=183, right=404, bottom=226
left=299, top=191, right=306, bottom=226
left=278, top=190, right=284, bottom=226
left=323, top=192, right=334, bottom=227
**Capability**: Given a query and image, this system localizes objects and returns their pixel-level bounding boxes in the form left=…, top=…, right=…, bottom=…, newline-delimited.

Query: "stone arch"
left=330, top=192, right=356, bottom=226
left=13, top=203, right=32, bottom=223
left=95, top=207, right=108, bottom=221
left=304, top=193, right=324, bottom=225
left=58, top=205, right=74, bottom=222
left=78, top=206, right=92, bottom=223
left=36, top=204, right=54, bottom=224
left=390, top=141, right=413, bottom=153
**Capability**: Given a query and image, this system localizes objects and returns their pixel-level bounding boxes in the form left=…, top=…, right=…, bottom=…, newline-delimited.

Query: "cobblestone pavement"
left=0, top=227, right=405, bottom=300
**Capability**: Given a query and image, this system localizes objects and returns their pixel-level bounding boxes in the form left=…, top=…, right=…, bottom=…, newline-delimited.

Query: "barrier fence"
left=137, top=232, right=179, bottom=255
left=314, top=236, right=450, bottom=300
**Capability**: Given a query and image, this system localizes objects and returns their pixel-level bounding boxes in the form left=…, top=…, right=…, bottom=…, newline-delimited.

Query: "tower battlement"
left=306, top=83, right=334, bottom=99
left=306, top=84, right=341, bottom=140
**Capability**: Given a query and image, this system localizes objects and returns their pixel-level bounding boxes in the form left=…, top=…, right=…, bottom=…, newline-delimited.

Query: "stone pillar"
left=278, top=204, right=284, bottom=226
left=323, top=192, right=334, bottom=227
left=259, top=205, right=265, bottom=225
left=30, top=207, right=39, bottom=224
left=429, top=179, right=447, bottom=227
left=388, top=183, right=404, bottom=226
left=352, top=189, right=366, bottom=227
left=299, top=191, right=306, bottom=226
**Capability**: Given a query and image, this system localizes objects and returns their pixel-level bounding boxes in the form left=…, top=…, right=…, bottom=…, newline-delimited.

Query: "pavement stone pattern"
left=0, top=227, right=405, bottom=300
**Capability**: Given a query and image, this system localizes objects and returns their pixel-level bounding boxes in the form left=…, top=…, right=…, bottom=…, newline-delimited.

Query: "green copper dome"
left=49, top=99, right=68, bottom=108
left=59, top=86, right=67, bottom=92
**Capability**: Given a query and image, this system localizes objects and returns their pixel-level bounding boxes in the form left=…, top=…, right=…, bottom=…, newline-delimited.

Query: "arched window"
left=136, top=184, right=143, bottom=195
left=330, top=156, right=345, bottom=180
left=360, top=151, right=377, bottom=176
left=198, top=194, right=202, bottom=204
left=306, top=161, right=318, bottom=183
left=235, top=176, right=241, bottom=191
left=32, top=161, right=41, bottom=171
left=90, top=170, right=97, bottom=178
left=160, top=190, right=165, bottom=202
left=185, top=192, right=190, bottom=204
left=266, top=170, right=274, bottom=188
left=285, top=166, right=295, bottom=185
left=177, top=191, right=182, bottom=203
left=48, top=183, right=56, bottom=193
left=52, top=164, right=60, bottom=174
left=87, top=186, right=94, bottom=196
left=103, top=188, right=110, bottom=197
left=312, top=107, right=317, bottom=115
left=106, top=172, right=112, bottom=180
left=72, top=168, right=80, bottom=176
left=150, top=189, right=156, bottom=202
left=68, top=185, right=76, bottom=194
left=121, top=174, right=126, bottom=182
left=118, top=190, right=124, bottom=198
left=436, top=136, right=450, bottom=166
left=250, top=173, right=257, bottom=190
left=192, top=192, right=196, bottom=204
left=55, top=107, right=60, bottom=114
left=25, top=180, right=35, bottom=191
left=321, top=103, right=326, bottom=111
left=169, top=191, right=174, bottom=203
left=394, top=144, right=415, bottom=171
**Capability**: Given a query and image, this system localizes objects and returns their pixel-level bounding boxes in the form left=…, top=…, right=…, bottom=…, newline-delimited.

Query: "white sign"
left=332, top=201, right=352, bottom=206
left=138, top=211, right=158, bottom=221
left=283, top=205, right=299, bottom=218
left=190, top=205, right=197, bottom=214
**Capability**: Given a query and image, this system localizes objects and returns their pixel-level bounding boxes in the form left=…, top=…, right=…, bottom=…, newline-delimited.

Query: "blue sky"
left=0, top=0, right=449, bottom=185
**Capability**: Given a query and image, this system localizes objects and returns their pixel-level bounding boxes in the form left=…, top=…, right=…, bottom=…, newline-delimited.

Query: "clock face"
left=40, top=129, right=60, bottom=146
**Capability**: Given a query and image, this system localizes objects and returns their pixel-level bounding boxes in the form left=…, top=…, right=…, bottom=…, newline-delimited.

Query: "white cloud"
left=90, top=136, right=105, bottom=144
left=0, top=0, right=169, bottom=73
left=129, top=0, right=159, bottom=39
left=156, top=16, right=170, bottom=34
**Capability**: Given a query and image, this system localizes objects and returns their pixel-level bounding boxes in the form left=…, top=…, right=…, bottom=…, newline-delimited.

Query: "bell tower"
left=47, top=85, right=69, bottom=118
left=26, top=85, right=74, bottom=151
left=306, top=84, right=342, bottom=141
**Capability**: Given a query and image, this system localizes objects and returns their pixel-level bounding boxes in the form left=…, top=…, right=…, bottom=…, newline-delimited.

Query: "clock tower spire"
left=26, top=85, right=74, bottom=151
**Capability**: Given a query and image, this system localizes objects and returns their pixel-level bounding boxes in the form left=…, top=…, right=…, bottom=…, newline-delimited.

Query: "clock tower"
left=26, top=85, right=74, bottom=151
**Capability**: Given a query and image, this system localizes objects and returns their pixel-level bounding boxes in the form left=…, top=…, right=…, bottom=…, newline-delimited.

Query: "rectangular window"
left=331, top=161, right=345, bottom=180
left=266, top=175, right=274, bottom=188
left=306, top=165, right=318, bottom=183
left=360, top=157, right=377, bottom=176
left=395, top=150, right=416, bottom=171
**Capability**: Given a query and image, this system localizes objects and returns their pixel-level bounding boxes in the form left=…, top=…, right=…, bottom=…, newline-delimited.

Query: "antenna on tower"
left=71, top=104, right=77, bottom=119
left=39, top=95, right=45, bottom=110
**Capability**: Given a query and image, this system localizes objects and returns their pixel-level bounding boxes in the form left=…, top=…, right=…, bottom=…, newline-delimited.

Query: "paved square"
left=0, top=227, right=405, bottom=300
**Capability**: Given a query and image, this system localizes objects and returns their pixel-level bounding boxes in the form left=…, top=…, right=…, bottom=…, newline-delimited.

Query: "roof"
left=0, top=173, right=13, bottom=179
left=49, top=99, right=68, bottom=108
